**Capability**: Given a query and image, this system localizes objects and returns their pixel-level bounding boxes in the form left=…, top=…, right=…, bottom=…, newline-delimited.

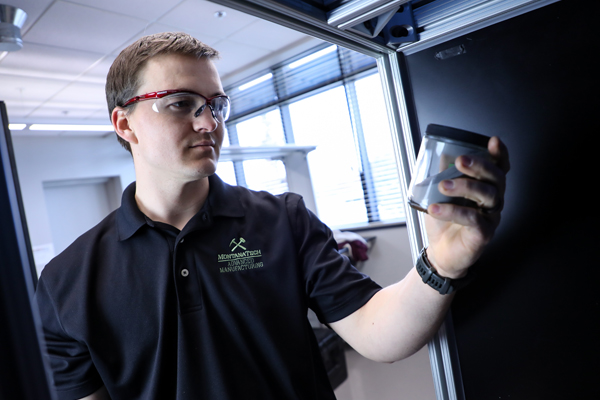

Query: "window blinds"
left=224, top=44, right=405, bottom=227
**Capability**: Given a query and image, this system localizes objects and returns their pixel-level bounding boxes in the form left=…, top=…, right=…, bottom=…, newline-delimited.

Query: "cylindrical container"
left=407, top=124, right=491, bottom=213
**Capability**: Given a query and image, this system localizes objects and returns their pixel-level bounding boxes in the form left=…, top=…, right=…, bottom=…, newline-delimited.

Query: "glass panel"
left=216, top=161, right=237, bottom=186
left=235, top=108, right=286, bottom=146
left=289, top=85, right=368, bottom=228
left=339, top=47, right=377, bottom=76
left=280, top=45, right=341, bottom=99
left=228, top=72, right=277, bottom=119
left=243, top=159, right=288, bottom=195
left=354, top=73, right=405, bottom=222
left=222, top=125, right=230, bottom=147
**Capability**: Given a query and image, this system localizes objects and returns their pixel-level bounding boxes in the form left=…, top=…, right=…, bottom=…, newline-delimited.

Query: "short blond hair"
left=106, top=32, right=219, bottom=153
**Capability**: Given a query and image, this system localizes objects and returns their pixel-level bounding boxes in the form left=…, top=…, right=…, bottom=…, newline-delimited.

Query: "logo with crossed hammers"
left=229, top=237, right=247, bottom=252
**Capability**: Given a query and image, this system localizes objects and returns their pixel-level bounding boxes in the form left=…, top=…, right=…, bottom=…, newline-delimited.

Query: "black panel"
left=0, top=102, right=54, bottom=399
left=405, top=2, right=599, bottom=398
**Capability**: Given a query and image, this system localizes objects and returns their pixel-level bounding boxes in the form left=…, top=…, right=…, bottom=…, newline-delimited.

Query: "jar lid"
left=425, top=124, right=490, bottom=148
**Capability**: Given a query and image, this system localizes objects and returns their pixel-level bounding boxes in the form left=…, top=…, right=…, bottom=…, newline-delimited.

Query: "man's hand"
left=425, top=136, right=510, bottom=278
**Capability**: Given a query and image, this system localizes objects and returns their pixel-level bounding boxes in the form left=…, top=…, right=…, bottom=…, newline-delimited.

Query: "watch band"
left=415, top=248, right=472, bottom=295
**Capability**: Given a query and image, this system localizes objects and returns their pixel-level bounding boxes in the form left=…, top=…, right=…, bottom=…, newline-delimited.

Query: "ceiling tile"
left=50, top=82, right=107, bottom=107
left=79, top=55, right=116, bottom=82
left=67, top=0, right=186, bottom=23
left=23, top=1, right=150, bottom=54
left=1, top=0, right=324, bottom=126
left=210, top=40, right=271, bottom=78
left=227, top=19, right=309, bottom=52
left=27, top=105, right=101, bottom=120
left=0, top=75, right=68, bottom=102
left=2, top=101, right=38, bottom=119
left=1, top=42, right=104, bottom=76
left=158, top=0, right=257, bottom=40
left=109, top=22, right=221, bottom=57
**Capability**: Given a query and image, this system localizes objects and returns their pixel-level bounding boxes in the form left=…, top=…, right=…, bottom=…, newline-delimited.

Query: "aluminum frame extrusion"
left=209, top=0, right=390, bottom=57
left=400, top=0, right=561, bottom=54
left=327, top=0, right=410, bottom=27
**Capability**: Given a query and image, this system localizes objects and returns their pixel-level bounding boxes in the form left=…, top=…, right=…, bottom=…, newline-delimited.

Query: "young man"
left=36, top=32, right=509, bottom=400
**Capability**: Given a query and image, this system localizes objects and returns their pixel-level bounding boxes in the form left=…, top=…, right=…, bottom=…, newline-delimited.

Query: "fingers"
left=454, top=136, right=509, bottom=184
left=488, top=136, right=511, bottom=174
left=438, top=136, right=509, bottom=212
left=438, top=176, right=498, bottom=209
left=455, top=152, right=505, bottom=188
left=428, top=203, right=499, bottom=241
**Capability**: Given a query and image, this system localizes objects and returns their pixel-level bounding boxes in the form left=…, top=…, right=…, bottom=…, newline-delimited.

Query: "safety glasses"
left=122, top=90, right=231, bottom=123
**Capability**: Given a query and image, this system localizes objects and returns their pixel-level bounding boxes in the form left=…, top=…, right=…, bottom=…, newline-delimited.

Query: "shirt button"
left=181, top=269, right=189, bottom=277
left=202, top=213, right=208, bottom=222
left=180, top=238, right=185, bottom=244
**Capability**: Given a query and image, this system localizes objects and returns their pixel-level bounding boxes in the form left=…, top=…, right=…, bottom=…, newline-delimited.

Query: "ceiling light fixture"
left=214, top=11, right=226, bottom=19
left=8, top=123, right=26, bottom=130
left=29, top=124, right=114, bottom=132
left=0, top=4, right=27, bottom=52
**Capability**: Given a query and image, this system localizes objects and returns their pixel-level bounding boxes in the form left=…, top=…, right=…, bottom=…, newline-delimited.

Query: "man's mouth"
left=189, top=140, right=214, bottom=148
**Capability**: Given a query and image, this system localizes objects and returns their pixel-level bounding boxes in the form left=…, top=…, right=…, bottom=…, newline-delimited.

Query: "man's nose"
left=192, top=105, right=218, bottom=132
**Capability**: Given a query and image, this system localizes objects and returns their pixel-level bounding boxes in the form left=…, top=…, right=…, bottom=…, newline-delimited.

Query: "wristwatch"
left=415, top=248, right=473, bottom=295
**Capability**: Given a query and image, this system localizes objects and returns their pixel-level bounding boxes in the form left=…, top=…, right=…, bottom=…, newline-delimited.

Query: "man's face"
left=125, top=53, right=226, bottom=183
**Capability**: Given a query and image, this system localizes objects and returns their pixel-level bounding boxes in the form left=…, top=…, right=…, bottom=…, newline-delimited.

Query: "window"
left=236, top=109, right=286, bottom=147
left=216, top=161, right=237, bottom=186
left=354, top=74, right=404, bottom=222
left=289, top=86, right=368, bottom=227
left=243, top=159, right=288, bottom=194
left=222, top=44, right=405, bottom=229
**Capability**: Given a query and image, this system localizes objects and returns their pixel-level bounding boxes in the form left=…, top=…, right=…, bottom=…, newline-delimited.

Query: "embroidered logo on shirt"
left=217, top=238, right=264, bottom=273
left=229, top=237, right=246, bottom=251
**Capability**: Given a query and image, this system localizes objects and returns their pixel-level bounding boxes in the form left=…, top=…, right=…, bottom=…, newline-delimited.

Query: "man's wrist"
left=415, top=248, right=473, bottom=295
left=424, top=248, right=467, bottom=279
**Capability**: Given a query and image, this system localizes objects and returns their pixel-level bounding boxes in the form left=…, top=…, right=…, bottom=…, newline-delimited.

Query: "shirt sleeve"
left=286, top=194, right=382, bottom=324
left=35, top=276, right=104, bottom=400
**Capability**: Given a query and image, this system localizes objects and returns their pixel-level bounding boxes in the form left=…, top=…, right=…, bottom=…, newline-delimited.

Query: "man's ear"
left=111, top=107, right=138, bottom=145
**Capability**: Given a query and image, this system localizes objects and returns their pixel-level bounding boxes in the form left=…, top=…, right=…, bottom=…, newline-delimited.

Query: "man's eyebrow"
left=209, top=91, right=227, bottom=97
left=174, top=88, right=227, bottom=97
left=172, top=88, right=197, bottom=94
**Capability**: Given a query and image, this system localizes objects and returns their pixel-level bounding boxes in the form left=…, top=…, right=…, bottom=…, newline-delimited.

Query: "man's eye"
left=160, top=94, right=198, bottom=109
left=170, top=101, right=193, bottom=108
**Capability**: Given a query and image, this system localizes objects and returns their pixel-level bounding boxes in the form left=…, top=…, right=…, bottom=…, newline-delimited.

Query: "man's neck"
left=134, top=176, right=210, bottom=231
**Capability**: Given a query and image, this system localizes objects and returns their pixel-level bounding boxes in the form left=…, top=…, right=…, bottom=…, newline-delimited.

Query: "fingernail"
left=462, top=156, right=473, bottom=167
left=430, top=204, right=441, bottom=214
left=442, top=180, right=454, bottom=190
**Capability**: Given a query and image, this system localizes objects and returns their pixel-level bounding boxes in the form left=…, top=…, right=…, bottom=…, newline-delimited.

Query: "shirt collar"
left=206, top=174, right=245, bottom=218
left=117, top=174, right=245, bottom=241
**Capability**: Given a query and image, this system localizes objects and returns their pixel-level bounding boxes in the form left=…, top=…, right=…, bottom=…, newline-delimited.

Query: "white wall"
left=12, top=134, right=136, bottom=268
left=335, top=225, right=436, bottom=400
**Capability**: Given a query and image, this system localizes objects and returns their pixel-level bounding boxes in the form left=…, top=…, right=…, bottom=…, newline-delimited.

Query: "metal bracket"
left=335, top=0, right=408, bottom=39
left=382, top=2, right=418, bottom=46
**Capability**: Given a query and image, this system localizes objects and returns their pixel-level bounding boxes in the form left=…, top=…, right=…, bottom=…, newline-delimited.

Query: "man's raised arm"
left=331, top=136, right=510, bottom=362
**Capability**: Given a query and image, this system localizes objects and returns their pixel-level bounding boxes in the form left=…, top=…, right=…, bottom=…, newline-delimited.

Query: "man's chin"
left=185, top=162, right=218, bottom=180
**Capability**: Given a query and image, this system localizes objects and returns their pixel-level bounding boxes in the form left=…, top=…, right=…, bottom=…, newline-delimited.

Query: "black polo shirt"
left=35, top=175, right=381, bottom=400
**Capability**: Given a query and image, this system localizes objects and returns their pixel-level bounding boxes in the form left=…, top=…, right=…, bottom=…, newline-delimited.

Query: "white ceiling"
left=0, top=0, right=323, bottom=134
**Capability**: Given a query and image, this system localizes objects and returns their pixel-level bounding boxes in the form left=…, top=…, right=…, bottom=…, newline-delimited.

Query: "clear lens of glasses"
left=151, top=92, right=231, bottom=122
